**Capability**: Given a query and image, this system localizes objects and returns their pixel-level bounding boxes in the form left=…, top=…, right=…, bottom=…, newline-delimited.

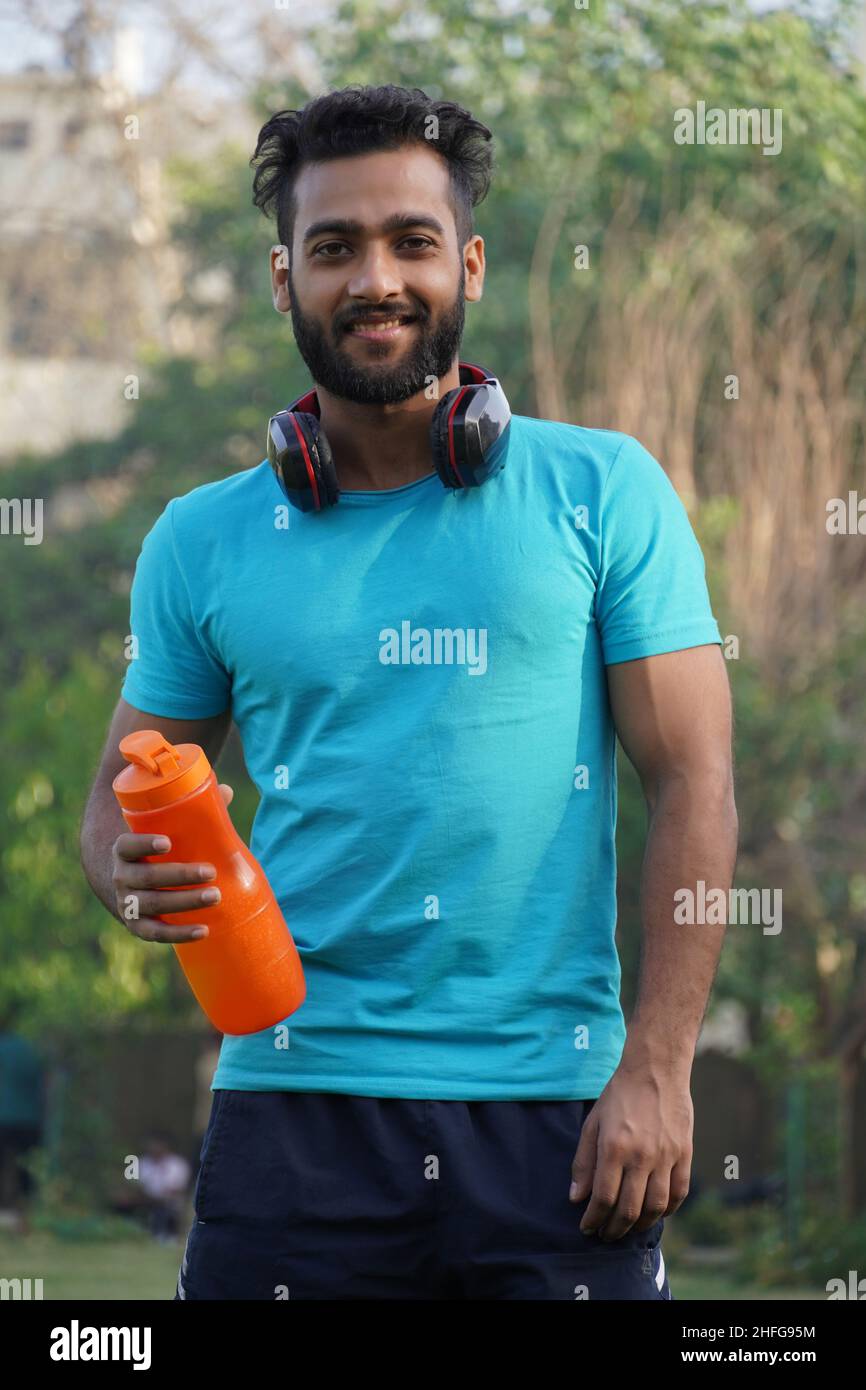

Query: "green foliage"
left=17, top=1035, right=120, bottom=1228
left=23, top=1139, right=148, bottom=1244
left=675, top=1184, right=866, bottom=1290
left=0, top=654, right=181, bottom=1031
left=736, top=1205, right=866, bottom=1289
left=678, top=1189, right=738, bottom=1246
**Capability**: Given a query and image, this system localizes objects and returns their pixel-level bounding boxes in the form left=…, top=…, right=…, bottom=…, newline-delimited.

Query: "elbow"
left=647, top=763, right=738, bottom=839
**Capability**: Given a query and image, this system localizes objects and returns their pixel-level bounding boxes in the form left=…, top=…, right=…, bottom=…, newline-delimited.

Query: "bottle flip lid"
left=112, top=730, right=212, bottom=810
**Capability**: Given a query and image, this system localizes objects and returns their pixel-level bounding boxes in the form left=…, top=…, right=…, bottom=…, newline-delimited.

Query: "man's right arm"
left=80, top=697, right=233, bottom=941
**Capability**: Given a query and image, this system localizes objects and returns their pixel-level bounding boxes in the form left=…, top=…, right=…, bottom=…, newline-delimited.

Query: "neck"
left=315, top=361, right=462, bottom=491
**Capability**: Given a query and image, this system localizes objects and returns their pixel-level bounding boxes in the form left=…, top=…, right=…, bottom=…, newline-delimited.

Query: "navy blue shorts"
left=175, top=1090, right=673, bottom=1301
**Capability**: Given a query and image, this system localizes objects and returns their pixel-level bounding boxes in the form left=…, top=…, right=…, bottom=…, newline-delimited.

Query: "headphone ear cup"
left=267, top=410, right=339, bottom=512
left=430, top=385, right=466, bottom=488
left=430, top=377, right=512, bottom=491
left=311, top=420, right=339, bottom=508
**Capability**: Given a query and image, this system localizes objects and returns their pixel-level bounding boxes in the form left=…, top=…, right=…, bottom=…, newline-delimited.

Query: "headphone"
left=266, top=362, right=512, bottom=513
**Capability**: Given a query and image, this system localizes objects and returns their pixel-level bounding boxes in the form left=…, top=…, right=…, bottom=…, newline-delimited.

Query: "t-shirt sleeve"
left=595, top=435, right=722, bottom=665
left=120, top=499, right=231, bottom=718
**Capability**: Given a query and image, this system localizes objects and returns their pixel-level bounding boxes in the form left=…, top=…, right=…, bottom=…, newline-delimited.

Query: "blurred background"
left=1, top=0, right=865, bottom=1299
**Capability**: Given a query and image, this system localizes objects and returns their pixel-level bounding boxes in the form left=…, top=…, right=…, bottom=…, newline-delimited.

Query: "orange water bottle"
left=112, top=729, right=305, bottom=1034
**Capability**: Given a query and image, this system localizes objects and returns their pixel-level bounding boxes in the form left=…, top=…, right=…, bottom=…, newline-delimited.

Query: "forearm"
left=80, top=784, right=128, bottom=919
left=620, top=772, right=738, bottom=1080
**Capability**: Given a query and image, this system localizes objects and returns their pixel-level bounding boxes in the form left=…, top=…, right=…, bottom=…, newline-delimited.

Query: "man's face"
left=272, top=144, right=485, bottom=404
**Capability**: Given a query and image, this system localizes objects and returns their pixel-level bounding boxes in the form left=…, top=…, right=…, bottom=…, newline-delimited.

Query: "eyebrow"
left=302, top=211, right=447, bottom=243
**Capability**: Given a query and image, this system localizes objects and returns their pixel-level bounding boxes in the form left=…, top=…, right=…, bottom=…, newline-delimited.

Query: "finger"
left=123, top=917, right=210, bottom=944
left=664, top=1155, right=692, bottom=1216
left=569, top=1111, right=599, bottom=1203
left=120, top=886, right=222, bottom=920
left=599, top=1169, right=652, bottom=1241
left=633, top=1169, right=671, bottom=1233
left=123, top=860, right=218, bottom=890
left=218, top=783, right=234, bottom=806
left=115, top=833, right=174, bottom=862
left=580, top=1150, right=624, bottom=1235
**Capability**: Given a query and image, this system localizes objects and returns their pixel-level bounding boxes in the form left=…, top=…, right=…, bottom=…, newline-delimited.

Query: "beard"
left=286, top=272, right=466, bottom=405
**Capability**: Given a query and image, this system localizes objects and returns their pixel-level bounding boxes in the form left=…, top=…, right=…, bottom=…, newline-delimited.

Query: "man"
left=80, top=84, right=737, bottom=1300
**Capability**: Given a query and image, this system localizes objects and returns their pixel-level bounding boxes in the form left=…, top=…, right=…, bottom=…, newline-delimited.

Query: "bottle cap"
left=112, top=730, right=212, bottom=810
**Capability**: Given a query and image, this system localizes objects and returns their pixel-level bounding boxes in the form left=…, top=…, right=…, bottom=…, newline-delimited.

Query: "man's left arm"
left=569, top=643, right=738, bottom=1240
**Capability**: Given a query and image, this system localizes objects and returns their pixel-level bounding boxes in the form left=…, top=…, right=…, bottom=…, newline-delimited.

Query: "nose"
left=345, top=244, right=403, bottom=304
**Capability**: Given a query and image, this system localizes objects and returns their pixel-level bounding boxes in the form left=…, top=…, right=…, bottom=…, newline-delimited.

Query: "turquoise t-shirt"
left=120, top=414, right=721, bottom=1100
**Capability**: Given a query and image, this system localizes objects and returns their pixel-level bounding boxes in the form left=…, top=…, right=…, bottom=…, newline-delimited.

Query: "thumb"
left=218, top=783, right=234, bottom=807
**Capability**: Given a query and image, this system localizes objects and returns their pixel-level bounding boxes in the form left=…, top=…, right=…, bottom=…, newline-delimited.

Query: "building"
left=0, top=30, right=258, bottom=460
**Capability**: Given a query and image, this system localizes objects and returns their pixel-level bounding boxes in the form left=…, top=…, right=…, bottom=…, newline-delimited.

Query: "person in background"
left=139, top=1132, right=191, bottom=1242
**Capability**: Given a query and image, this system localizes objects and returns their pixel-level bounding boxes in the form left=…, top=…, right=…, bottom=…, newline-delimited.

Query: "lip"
left=345, top=318, right=416, bottom=342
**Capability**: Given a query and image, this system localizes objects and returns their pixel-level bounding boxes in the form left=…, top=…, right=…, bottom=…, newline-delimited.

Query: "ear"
left=463, top=233, right=485, bottom=305
left=271, top=244, right=292, bottom=314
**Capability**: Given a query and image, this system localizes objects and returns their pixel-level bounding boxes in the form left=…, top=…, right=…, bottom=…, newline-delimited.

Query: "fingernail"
left=153, top=837, right=171, bottom=852
left=201, top=888, right=220, bottom=904
left=569, top=1182, right=579, bottom=1202
left=199, top=865, right=216, bottom=880
left=190, top=928, right=207, bottom=939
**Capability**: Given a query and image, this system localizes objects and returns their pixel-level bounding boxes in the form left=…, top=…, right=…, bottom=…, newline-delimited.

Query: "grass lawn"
left=0, top=1232, right=182, bottom=1301
left=673, top=1269, right=825, bottom=1301
left=0, top=1232, right=826, bottom=1301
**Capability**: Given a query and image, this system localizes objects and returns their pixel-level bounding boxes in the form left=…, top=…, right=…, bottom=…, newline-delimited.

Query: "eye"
left=311, top=235, right=435, bottom=259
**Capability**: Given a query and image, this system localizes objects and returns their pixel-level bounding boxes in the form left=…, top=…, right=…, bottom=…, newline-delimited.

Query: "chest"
left=214, top=488, right=598, bottom=703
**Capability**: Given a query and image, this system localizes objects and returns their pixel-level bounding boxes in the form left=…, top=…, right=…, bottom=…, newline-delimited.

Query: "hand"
left=111, top=783, right=234, bottom=943
left=568, top=1063, right=693, bottom=1241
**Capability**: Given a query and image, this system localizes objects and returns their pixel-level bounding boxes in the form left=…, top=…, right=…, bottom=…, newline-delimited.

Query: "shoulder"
left=510, top=414, right=640, bottom=486
left=134, top=462, right=275, bottom=585
left=168, top=459, right=274, bottom=530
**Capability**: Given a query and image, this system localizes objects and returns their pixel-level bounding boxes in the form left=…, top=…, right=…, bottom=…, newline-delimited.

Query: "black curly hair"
left=251, top=84, right=494, bottom=253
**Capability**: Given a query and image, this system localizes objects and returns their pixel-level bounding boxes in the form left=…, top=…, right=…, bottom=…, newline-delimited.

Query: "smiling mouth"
left=345, top=317, right=416, bottom=340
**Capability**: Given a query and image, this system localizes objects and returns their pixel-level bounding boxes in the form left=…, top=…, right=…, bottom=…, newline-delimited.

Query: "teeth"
left=352, top=319, right=405, bottom=331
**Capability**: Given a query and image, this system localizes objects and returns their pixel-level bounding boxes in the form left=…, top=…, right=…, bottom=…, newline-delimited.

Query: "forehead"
left=293, top=144, right=455, bottom=235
